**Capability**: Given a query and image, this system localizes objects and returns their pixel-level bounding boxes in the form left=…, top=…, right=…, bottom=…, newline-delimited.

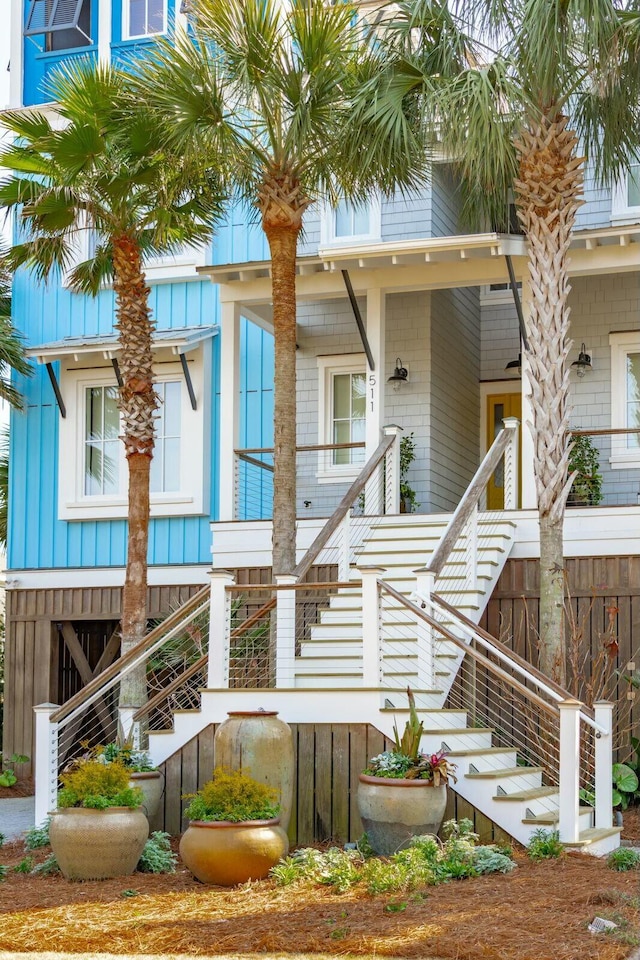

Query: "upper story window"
left=320, top=197, right=381, bottom=246
left=611, top=166, right=640, bottom=223
left=150, top=380, right=181, bottom=493
left=85, top=384, right=120, bottom=496
left=480, top=281, right=522, bottom=305
left=124, top=0, right=167, bottom=39
left=25, top=0, right=93, bottom=51
left=609, top=331, right=640, bottom=467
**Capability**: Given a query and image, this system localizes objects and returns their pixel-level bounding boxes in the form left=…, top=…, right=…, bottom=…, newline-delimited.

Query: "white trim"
left=5, top=564, right=212, bottom=590
left=10, top=0, right=24, bottom=108
left=319, top=196, right=382, bottom=247
left=57, top=353, right=209, bottom=519
left=479, top=381, right=521, bottom=458
left=479, top=281, right=522, bottom=305
left=316, top=353, right=366, bottom=482
left=122, top=0, right=168, bottom=40
left=609, top=330, right=640, bottom=468
left=98, top=0, right=111, bottom=61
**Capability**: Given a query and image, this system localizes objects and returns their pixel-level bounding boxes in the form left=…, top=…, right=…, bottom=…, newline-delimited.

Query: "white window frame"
left=316, top=353, right=366, bottom=483
left=611, top=168, right=640, bottom=223
left=479, top=281, right=522, bottom=305
left=122, top=0, right=168, bottom=40
left=58, top=354, right=207, bottom=519
left=63, top=230, right=208, bottom=288
left=609, top=331, right=640, bottom=468
left=319, top=197, right=381, bottom=247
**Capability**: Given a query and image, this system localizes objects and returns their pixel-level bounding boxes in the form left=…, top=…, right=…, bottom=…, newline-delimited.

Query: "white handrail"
left=422, top=593, right=607, bottom=736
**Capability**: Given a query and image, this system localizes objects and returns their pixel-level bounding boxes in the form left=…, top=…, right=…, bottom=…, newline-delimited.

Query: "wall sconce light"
left=387, top=358, right=409, bottom=391
left=505, top=353, right=522, bottom=376
left=572, top=343, right=592, bottom=378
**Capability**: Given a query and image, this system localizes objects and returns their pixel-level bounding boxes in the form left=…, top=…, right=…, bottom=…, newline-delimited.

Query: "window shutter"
left=25, top=0, right=86, bottom=36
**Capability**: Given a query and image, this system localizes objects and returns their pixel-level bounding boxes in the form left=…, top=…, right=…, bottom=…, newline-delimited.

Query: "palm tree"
left=0, top=61, right=227, bottom=703
left=136, top=0, right=424, bottom=575
left=367, top=0, right=640, bottom=682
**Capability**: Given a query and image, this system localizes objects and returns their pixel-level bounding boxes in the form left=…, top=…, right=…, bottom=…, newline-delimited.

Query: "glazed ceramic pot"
left=214, top=710, right=295, bottom=830
left=49, top=806, right=149, bottom=880
left=129, top=770, right=164, bottom=821
left=357, top=774, right=447, bottom=856
left=179, top=817, right=289, bottom=886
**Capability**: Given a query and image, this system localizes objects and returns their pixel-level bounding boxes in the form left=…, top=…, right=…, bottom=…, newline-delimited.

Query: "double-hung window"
left=320, top=197, right=381, bottom=246
left=84, top=385, right=120, bottom=496
left=611, top=165, right=640, bottom=222
left=317, top=354, right=366, bottom=480
left=609, top=332, right=640, bottom=467
left=123, top=0, right=167, bottom=39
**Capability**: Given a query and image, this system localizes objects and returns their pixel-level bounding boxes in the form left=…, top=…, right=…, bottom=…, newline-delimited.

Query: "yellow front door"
left=486, top=393, right=522, bottom=509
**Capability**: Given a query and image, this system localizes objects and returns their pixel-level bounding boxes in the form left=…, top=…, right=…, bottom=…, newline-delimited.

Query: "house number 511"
left=369, top=374, right=376, bottom=411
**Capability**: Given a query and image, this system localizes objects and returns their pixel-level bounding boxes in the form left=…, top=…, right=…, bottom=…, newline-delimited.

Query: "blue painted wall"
left=8, top=268, right=274, bottom=570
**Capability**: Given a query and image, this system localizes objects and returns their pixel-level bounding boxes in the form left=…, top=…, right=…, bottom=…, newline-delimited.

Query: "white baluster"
left=558, top=699, right=582, bottom=844
left=383, top=424, right=402, bottom=515
left=207, top=570, right=236, bottom=689
left=466, top=504, right=478, bottom=592
left=338, top=511, right=351, bottom=582
left=594, top=701, right=614, bottom=830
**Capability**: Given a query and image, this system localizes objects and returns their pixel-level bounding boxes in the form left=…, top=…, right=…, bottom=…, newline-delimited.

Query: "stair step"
left=466, top=765, right=544, bottom=779
left=424, top=727, right=493, bottom=736
left=563, top=827, right=622, bottom=848
left=494, top=786, right=559, bottom=802
left=447, top=746, right=516, bottom=758
left=521, top=806, right=593, bottom=825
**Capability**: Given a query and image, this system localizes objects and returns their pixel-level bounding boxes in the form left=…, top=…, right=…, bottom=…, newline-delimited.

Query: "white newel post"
left=118, top=706, right=140, bottom=749
left=358, top=566, right=385, bottom=687
left=275, top=575, right=297, bottom=688
left=558, top=699, right=582, bottom=844
left=338, top=511, right=351, bottom=582
left=502, top=417, right=520, bottom=510
left=594, top=701, right=614, bottom=830
left=413, top=567, right=436, bottom=688
left=208, top=570, right=236, bottom=689
left=34, top=703, right=59, bottom=826
left=383, top=425, right=402, bottom=515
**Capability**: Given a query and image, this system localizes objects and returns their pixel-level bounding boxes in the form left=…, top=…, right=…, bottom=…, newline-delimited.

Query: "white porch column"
left=358, top=565, right=385, bottom=687
left=98, top=0, right=112, bottom=63
left=594, top=701, right=614, bottom=830
left=275, top=574, right=297, bottom=688
left=34, top=703, right=59, bottom=826
left=208, top=569, right=235, bottom=688
left=558, top=699, right=582, bottom=844
left=364, top=288, right=386, bottom=514
left=520, top=280, right=537, bottom=509
left=219, top=301, right=241, bottom=521
left=9, top=0, right=24, bottom=108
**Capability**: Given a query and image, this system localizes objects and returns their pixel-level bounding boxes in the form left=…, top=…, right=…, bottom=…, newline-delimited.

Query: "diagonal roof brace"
left=505, top=254, right=529, bottom=351
left=342, top=270, right=375, bottom=371
left=45, top=363, right=66, bottom=418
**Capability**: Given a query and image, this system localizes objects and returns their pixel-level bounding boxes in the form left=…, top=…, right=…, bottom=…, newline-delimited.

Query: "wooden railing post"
left=383, top=424, right=402, bottom=515
left=34, top=703, right=59, bottom=826
left=558, top=699, right=582, bottom=844
left=594, top=701, right=614, bottom=830
left=503, top=417, right=520, bottom=509
left=208, top=570, right=235, bottom=689
left=275, top=575, right=297, bottom=688
left=358, top=566, right=385, bottom=687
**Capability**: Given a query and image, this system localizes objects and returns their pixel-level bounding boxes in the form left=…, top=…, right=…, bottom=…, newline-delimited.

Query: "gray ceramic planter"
left=358, top=774, right=447, bottom=856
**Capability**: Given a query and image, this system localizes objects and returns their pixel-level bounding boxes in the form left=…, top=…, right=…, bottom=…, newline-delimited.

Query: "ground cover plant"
left=1, top=819, right=639, bottom=960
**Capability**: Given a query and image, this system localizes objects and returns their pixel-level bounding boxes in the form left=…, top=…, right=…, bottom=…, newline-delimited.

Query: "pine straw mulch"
left=0, top=777, right=34, bottom=799
left=1, top=838, right=639, bottom=960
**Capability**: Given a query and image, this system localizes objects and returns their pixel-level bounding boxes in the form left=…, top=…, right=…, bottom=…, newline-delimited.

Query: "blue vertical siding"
left=7, top=267, right=272, bottom=571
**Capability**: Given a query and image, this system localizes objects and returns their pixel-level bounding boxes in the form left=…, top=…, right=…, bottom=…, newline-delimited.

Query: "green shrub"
left=473, top=846, right=517, bottom=875
left=137, top=832, right=177, bottom=873
left=58, top=760, right=143, bottom=810
left=0, top=864, right=6, bottom=881
left=183, top=768, right=279, bottom=823
left=24, top=820, right=50, bottom=850
left=607, top=847, right=640, bottom=872
left=526, top=828, right=564, bottom=862
left=14, top=856, right=34, bottom=874
left=31, top=853, right=60, bottom=876
left=0, top=833, right=4, bottom=848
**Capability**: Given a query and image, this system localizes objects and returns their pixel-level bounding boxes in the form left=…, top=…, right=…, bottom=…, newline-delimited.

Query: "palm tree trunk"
left=112, top=234, right=158, bottom=707
left=263, top=222, right=300, bottom=576
left=514, top=115, right=584, bottom=685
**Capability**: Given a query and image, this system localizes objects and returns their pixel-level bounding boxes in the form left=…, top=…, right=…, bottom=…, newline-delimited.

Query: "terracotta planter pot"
left=214, top=710, right=295, bottom=831
left=358, top=774, right=447, bottom=856
left=49, top=806, right=149, bottom=880
left=179, top=818, right=289, bottom=886
left=129, top=770, right=164, bottom=821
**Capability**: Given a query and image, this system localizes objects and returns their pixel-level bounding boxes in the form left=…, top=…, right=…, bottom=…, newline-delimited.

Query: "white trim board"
left=4, top=565, right=212, bottom=591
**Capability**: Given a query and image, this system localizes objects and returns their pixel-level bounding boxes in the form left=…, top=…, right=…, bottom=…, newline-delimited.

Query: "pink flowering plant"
left=364, top=688, right=457, bottom=785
